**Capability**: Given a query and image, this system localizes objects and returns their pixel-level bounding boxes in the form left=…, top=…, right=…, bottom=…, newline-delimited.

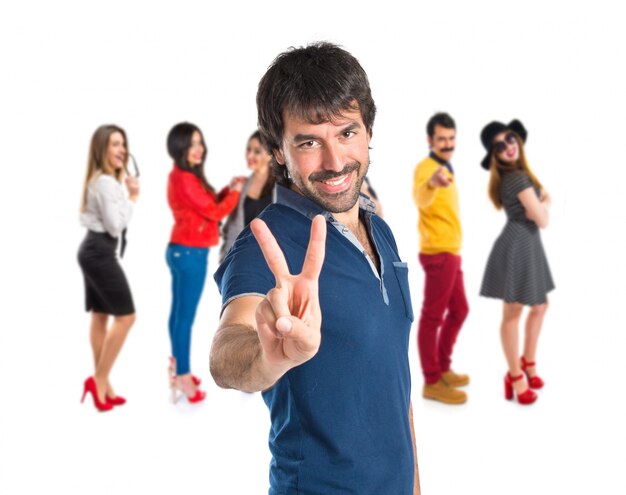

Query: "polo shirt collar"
left=275, top=183, right=377, bottom=220
left=429, top=151, right=454, bottom=175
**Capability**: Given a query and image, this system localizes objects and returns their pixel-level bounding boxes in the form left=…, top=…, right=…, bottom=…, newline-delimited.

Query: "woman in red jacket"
left=166, top=122, right=243, bottom=403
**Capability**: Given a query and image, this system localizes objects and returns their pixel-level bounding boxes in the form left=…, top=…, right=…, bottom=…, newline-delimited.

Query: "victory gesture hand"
left=429, top=165, right=453, bottom=188
left=250, top=215, right=326, bottom=373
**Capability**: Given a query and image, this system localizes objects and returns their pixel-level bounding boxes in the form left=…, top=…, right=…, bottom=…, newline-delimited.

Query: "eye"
left=299, top=140, right=316, bottom=148
left=343, top=131, right=355, bottom=139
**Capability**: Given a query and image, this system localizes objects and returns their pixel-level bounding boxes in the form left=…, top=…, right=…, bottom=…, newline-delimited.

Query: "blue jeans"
left=166, top=244, right=209, bottom=375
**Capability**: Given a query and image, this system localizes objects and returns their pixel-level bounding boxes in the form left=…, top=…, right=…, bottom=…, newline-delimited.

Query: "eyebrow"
left=292, top=122, right=363, bottom=143
left=293, top=133, right=319, bottom=143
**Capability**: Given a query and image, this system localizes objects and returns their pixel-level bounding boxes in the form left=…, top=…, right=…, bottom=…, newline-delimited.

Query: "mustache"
left=440, top=147, right=455, bottom=153
left=309, top=162, right=359, bottom=182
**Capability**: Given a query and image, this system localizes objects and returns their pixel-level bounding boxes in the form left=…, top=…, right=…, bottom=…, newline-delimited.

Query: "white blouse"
left=80, top=174, right=133, bottom=239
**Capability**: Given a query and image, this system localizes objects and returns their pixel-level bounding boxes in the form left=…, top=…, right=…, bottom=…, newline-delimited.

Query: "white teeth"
left=322, top=175, right=347, bottom=186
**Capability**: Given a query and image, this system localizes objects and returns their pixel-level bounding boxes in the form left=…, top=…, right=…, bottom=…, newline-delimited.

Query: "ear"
left=427, top=136, right=433, bottom=149
left=274, top=148, right=286, bottom=166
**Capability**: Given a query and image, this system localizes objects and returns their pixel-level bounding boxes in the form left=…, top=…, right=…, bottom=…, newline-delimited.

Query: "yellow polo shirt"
left=412, top=156, right=462, bottom=255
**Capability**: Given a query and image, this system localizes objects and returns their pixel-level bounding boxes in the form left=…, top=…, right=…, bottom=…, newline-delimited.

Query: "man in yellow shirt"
left=413, top=112, right=469, bottom=404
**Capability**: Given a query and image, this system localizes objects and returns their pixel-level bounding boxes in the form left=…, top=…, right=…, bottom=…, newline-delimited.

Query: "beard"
left=288, top=160, right=369, bottom=214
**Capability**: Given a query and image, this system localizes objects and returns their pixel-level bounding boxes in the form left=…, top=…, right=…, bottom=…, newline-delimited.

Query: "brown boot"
left=441, top=370, right=470, bottom=387
left=423, top=378, right=467, bottom=404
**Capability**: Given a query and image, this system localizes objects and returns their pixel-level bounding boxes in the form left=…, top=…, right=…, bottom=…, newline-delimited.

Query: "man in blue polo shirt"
left=210, top=42, right=419, bottom=494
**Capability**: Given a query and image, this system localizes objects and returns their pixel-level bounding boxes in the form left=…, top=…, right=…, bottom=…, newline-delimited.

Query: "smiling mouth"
left=315, top=171, right=355, bottom=195
left=322, top=175, right=349, bottom=186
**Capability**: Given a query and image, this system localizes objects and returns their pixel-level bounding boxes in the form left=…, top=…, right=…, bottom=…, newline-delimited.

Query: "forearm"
left=100, top=195, right=133, bottom=238
left=519, top=188, right=549, bottom=229
left=202, top=190, right=240, bottom=221
left=209, top=324, right=285, bottom=393
left=528, top=205, right=549, bottom=228
left=414, top=182, right=436, bottom=208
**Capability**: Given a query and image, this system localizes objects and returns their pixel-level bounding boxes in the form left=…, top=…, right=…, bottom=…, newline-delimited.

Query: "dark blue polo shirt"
left=215, top=185, right=415, bottom=494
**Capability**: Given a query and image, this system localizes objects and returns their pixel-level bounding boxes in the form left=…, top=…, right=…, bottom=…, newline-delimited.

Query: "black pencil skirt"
left=77, top=231, right=135, bottom=316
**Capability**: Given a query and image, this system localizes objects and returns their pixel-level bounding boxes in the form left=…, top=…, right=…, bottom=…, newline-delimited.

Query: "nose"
left=321, top=141, right=344, bottom=172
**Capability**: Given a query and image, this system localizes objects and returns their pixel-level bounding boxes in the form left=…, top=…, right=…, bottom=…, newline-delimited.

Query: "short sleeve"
left=213, top=227, right=275, bottom=309
left=504, top=172, right=533, bottom=198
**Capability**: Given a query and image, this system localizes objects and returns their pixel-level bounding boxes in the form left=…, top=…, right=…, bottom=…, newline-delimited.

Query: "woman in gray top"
left=219, top=131, right=275, bottom=263
left=479, top=120, right=554, bottom=406
left=78, top=124, right=140, bottom=412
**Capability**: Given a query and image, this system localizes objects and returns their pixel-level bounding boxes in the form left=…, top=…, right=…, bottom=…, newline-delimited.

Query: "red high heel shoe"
left=521, top=356, right=544, bottom=389
left=185, top=389, right=206, bottom=403
left=170, top=375, right=206, bottom=404
left=504, top=373, right=537, bottom=405
left=81, top=377, right=113, bottom=412
left=168, top=357, right=201, bottom=386
left=106, top=395, right=127, bottom=406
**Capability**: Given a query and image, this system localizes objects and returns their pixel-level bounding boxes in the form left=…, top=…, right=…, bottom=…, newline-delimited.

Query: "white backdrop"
left=1, top=1, right=624, bottom=494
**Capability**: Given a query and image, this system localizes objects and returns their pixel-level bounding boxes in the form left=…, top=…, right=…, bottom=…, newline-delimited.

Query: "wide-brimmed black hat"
left=480, top=119, right=527, bottom=170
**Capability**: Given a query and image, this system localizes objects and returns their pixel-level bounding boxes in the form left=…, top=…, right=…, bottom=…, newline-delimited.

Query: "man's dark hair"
left=256, top=42, right=376, bottom=186
left=426, top=112, right=456, bottom=138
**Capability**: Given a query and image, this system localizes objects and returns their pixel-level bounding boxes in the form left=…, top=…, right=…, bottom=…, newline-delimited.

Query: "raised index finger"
left=250, top=218, right=291, bottom=282
left=301, top=215, right=327, bottom=280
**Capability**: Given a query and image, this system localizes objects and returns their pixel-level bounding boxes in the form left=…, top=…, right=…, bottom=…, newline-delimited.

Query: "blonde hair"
left=80, top=125, right=128, bottom=212
left=487, top=132, right=542, bottom=209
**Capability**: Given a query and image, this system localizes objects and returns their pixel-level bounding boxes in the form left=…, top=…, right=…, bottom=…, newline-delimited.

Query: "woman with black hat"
left=479, top=119, right=554, bottom=405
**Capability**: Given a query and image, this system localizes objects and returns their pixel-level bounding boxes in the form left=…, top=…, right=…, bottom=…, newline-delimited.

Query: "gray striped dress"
left=480, top=171, right=554, bottom=306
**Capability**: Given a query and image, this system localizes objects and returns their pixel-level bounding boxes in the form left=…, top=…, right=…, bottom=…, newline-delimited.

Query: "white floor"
left=2, top=1, right=625, bottom=493
left=1, top=238, right=624, bottom=494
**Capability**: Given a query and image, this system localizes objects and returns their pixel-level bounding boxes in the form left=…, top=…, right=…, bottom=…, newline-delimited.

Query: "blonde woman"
left=78, top=124, right=139, bottom=412
left=479, top=119, right=554, bottom=406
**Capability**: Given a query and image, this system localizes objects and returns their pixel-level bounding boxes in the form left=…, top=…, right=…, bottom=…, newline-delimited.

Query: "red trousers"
left=418, top=252, right=469, bottom=384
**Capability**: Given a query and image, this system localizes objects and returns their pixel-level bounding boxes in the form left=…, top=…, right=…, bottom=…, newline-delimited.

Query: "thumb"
left=276, top=316, right=293, bottom=334
left=275, top=314, right=320, bottom=356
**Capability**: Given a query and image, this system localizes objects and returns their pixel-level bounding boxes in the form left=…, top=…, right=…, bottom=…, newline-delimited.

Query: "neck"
left=430, top=150, right=450, bottom=164
left=332, top=203, right=361, bottom=231
left=252, top=166, right=270, bottom=178
left=288, top=183, right=361, bottom=230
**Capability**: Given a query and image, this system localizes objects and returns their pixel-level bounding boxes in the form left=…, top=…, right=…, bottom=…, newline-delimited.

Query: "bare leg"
left=90, top=312, right=109, bottom=369
left=500, top=303, right=527, bottom=395
left=523, top=302, right=548, bottom=377
left=175, top=373, right=199, bottom=396
left=93, top=314, right=135, bottom=401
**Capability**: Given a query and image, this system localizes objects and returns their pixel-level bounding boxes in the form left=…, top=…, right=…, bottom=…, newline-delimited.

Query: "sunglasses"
left=125, top=153, right=140, bottom=178
left=493, top=132, right=517, bottom=154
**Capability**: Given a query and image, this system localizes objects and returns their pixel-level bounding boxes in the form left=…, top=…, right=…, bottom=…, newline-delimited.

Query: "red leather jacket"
left=167, top=166, right=240, bottom=248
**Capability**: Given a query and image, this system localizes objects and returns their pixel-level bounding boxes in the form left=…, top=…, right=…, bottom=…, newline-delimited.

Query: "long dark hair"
left=167, top=122, right=215, bottom=194
left=248, top=130, right=276, bottom=197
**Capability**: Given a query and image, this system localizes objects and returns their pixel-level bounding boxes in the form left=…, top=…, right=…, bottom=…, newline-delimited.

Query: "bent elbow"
left=209, top=351, right=231, bottom=390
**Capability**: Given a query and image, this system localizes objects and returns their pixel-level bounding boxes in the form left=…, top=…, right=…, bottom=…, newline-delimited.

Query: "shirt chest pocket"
left=392, top=261, right=414, bottom=322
